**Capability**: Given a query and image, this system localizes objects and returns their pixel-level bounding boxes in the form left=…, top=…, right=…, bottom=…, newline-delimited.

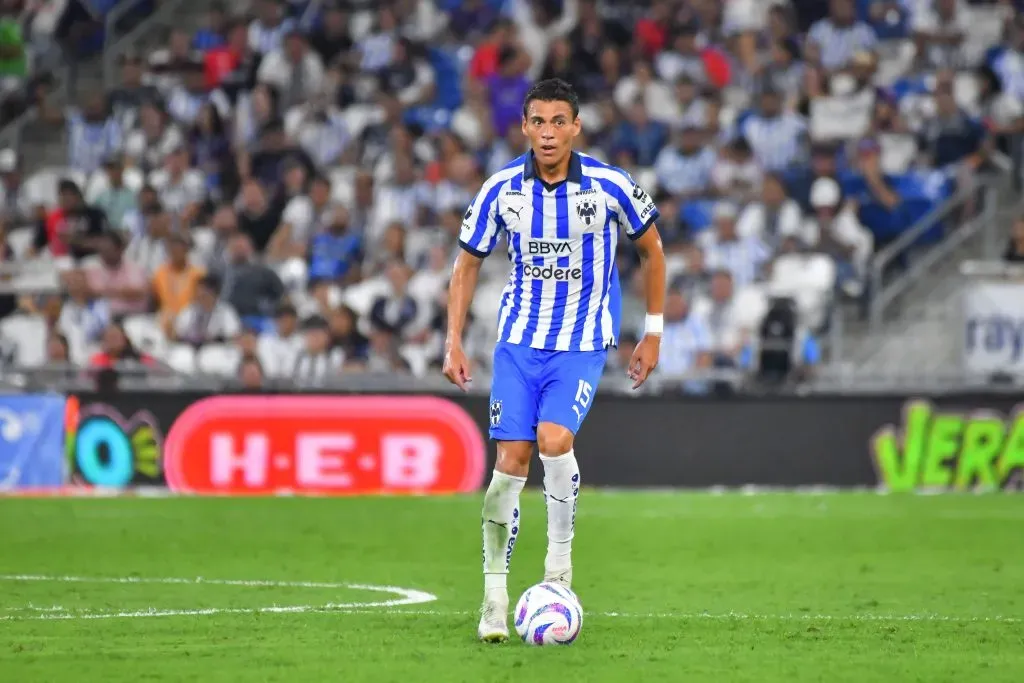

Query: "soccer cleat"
left=544, top=567, right=573, bottom=591
left=477, top=599, right=510, bottom=643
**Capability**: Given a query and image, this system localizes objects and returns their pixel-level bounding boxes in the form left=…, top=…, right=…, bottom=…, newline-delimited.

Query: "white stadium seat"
left=196, top=344, right=241, bottom=377
left=122, top=314, right=168, bottom=360
left=165, top=344, right=197, bottom=374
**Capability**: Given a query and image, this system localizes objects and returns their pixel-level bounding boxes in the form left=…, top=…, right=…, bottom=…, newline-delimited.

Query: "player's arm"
left=443, top=182, right=502, bottom=391
left=614, top=177, right=665, bottom=389
left=444, top=249, right=484, bottom=390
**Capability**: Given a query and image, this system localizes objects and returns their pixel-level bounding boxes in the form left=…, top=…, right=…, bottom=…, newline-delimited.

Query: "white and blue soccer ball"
left=513, top=582, right=583, bottom=646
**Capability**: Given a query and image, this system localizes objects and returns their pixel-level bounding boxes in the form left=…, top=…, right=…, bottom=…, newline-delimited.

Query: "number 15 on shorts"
left=571, top=380, right=592, bottom=424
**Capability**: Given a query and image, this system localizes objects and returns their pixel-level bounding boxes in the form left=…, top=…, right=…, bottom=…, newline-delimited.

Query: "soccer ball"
left=513, top=582, right=583, bottom=645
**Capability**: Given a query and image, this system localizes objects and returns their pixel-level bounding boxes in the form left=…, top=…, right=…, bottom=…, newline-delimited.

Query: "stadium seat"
left=196, top=344, right=241, bottom=377
left=6, top=228, right=34, bottom=259
left=165, top=344, right=197, bottom=374
left=122, top=314, right=168, bottom=360
left=0, top=314, right=47, bottom=367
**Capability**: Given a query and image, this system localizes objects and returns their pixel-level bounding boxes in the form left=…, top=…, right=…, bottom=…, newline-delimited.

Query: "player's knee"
left=495, top=440, right=533, bottom=474
left=536, top=423, right=574, bottom=456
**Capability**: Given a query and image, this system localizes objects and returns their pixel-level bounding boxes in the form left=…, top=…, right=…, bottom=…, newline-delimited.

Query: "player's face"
left=522, top=99, right=580, bottom=168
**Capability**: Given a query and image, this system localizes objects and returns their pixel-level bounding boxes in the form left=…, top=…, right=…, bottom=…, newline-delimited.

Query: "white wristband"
left=644, top=314, right=664, bottom=337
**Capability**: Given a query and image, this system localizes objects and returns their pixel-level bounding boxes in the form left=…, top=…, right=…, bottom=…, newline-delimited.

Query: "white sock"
left=540, top=450, right=579, bottom=575
left=481, top=469, right=526, bottom=602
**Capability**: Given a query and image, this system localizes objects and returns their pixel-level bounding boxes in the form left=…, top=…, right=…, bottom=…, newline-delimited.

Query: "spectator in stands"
left=174, top=274, right=240, bottom=346
left=166, top=62, right=214, bottom=128
left=790, top=143, right=840, bottom=211
left=88, top=322, right=155, bottom=370
left=369, top=260, right=422, bottom=344
left=328, top=304, right=368, bottom=368
left=46, top=332, right=70, bottom=365
left=125, top=102, right=185, bottom=173
left=57, top=269, right=110, bottom=356
left=125, top=197, right=171, bottom=275
left=202, top=203, right=238, bottom=276
left=237, top=353, right=265, bottom=390
left=1005, top=216, right=1024, bottom=263
left=309, top=3, right=352, bottom=65
left=258, top=29, right=325, bottom=110
left=842, top=138, right=902, bottom=243
left=654, top=123, right=716, bottom=199
left=38, top=93, right=122, bottom=174
left=487, top=46, right=532, bottom=142
left=219, top=232, right=286, bottom=324
left=237, top=179, right=284, bottom=252
left=918, top=79, right=986, bottom=170
left=656, top=22, right=706, bottom=85
left=86, top=231, right=148, bottom=317
left=90, top=154, right=137, bottom=232
left=149, top=145, right=206, bottom=226
left=0, top=149, right=32, bottom=224
left=34, top=179, right=108, bottom=262
left=193, top=1, right=228, bottom=51
left=149, top=27, right=203, bottom=93
left=805, top=177, right=874, bottom=297
left=290, top=314, right=343, bottom=384
left=268, top=173, right=331, bottom=262
left=764, top=38, right=805, bottom=109
left=249, top=0, right=295, bottom=56
left=109, top=52, right=160, bottom=133
left=806, top=0, right=878, bottom=73
left=288, top=94, right=351, bottom=170
left=699, top=203, right=771, bottom=288
left=693, top=270, right=745, bottom=367
left=610, top=99, right=669, bottom=168
left=614, top=59, right=676, bottom=125
left=380, top=37, right=436, bottom=108
left=975, top=65, right=1024, bottom=157
left=913, top=0, right=968, bottom=70
left=657, top=284, right=713, bottom=393
left=739, top=86, right=807, bottom=172
left=206, top=20, right=257, bottom=96
left=258, top=301, right=302, bottom=376
left=0, top=2, right=26, bottom=107
left=737, top=173, right=804, bottom=249
left=190, top=103, right=233, bottom=199
left=308, top=206, right=363, bottom=284
left=153, top=233, right=205, bottom=334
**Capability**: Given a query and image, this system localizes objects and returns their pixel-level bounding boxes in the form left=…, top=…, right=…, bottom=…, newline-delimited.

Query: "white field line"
left=0, top=574, right=1019, bottom=624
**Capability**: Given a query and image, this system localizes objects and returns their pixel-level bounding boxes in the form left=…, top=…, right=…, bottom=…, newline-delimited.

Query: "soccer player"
left=442, top=79, right=666, bottom=642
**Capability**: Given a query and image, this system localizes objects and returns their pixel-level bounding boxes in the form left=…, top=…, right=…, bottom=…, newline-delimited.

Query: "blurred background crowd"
left=0, top=0, right=1020, bottom=393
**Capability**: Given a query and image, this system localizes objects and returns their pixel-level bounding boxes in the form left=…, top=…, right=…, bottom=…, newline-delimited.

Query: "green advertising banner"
left=873, top=400, right=1024, bottom=492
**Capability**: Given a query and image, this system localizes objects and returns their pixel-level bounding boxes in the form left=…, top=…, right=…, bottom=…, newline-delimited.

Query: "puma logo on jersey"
left=506, top=206, right=522, bottom=219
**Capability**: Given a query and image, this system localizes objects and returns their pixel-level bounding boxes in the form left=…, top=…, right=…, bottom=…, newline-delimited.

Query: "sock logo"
left=489, top=400, right=502, bottom=427
left=505, top=506, right=520, bottom=570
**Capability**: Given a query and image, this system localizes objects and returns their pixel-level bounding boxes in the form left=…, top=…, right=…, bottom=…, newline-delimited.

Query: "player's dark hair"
left=522, top=79, right=580, bottom=119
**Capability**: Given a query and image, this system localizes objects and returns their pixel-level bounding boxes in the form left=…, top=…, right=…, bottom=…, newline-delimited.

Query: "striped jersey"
left=459, top=151, right=659, bottom=352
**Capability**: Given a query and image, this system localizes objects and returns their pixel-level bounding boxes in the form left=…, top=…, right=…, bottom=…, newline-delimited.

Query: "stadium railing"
left=100, top=0, right=188, bottom=90
left=867, top=175, right=1006, bottom=329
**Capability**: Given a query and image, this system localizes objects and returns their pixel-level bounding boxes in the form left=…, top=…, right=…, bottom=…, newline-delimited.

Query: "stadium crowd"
left=0, top=0, right=1020, bottom=391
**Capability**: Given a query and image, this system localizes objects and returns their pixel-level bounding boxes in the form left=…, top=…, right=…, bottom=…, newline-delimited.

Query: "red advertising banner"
left=162, top=395, right=486, bottom=496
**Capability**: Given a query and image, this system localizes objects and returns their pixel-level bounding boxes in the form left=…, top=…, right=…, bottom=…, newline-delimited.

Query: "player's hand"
left=442, top=342, right=473, bottom=392
left=628, top=335, right=660, bottom=390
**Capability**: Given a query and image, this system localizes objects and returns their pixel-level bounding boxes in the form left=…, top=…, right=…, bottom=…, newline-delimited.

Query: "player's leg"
left=535, top=349, right=608, bottom=589
left=478, top=343, right=538, bottom=643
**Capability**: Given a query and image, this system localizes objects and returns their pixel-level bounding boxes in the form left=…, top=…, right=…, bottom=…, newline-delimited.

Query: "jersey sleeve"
left=614, top=175, right=660, bottom=241
left=458, top=180, right=502, bottom=258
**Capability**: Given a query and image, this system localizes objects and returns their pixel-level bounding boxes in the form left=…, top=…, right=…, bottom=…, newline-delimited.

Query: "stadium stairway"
left=13, top=0, right=196, bottom=172
left=826, top=174, right=1020, bottom=383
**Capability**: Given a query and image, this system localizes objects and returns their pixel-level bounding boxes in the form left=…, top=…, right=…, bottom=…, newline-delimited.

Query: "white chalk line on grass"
left=0, top=574, right=437, bottom=622
left=0, top=574, right=1018, bottom=624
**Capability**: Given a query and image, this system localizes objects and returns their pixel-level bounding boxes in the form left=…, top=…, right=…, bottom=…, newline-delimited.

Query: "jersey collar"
left=523, top=150, right=582, bottom=191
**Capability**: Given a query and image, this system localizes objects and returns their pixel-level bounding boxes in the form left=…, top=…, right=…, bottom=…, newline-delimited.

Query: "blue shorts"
left=488, top=342, right=608, bottom=441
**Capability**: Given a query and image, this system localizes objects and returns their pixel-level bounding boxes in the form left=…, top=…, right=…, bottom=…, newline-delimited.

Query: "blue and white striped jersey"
left=459, top=151, right=659, bottom=353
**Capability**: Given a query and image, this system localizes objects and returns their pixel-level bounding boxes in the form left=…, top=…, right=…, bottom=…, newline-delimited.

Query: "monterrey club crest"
left=489, top=400, right=502, bottom=427
left=576, top=200, right=597, bottom=226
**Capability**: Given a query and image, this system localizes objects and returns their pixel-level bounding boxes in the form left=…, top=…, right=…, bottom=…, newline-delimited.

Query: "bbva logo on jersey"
left=576, top=200, right=598, bottom=226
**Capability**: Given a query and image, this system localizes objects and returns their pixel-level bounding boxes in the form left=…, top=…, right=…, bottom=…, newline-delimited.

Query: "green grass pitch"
left=1, top=492, right=1022, bottom=682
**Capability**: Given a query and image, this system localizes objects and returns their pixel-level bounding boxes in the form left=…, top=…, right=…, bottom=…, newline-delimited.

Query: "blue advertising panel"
left=0, top=395, right=67, bottom=490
